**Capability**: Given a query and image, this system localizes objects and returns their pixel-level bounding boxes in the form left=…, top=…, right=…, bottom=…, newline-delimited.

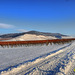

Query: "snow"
left=0, top=44, right=67, bottom=71
left=0, top=42, right=75, bottom=75
left=62, top=36, right=73, bottom=39
left=7, top=34, right=57, bottom=41
left=5, top=34, right=73, bottom=41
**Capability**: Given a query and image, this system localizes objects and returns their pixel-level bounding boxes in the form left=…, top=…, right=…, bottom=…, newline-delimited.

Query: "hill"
left=0, top=30, right=67, bottom=39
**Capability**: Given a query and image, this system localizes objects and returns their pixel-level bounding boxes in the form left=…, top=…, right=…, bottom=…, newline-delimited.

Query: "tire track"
left=1, top=43, right=75, bottom=75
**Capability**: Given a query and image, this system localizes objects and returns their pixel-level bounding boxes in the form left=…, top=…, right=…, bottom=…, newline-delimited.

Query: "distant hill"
left=0, top=30, right=68, bottom=39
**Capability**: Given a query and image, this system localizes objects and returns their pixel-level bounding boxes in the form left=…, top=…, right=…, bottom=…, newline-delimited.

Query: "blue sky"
left=0, top=0, right=75, bottom=35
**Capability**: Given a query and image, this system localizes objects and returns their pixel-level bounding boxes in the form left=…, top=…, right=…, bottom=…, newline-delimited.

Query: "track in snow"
left=1, top=42, right=75, bottom=75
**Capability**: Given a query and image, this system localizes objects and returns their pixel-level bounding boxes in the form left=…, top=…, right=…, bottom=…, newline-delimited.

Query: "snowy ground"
left=5, top=34, right=73, bottom=41
left=7, top=34, right=57, bottom=41
left=0, top=42, right=75, bottom=75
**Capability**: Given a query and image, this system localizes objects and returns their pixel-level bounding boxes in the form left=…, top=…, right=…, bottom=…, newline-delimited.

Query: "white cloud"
left=0, top=23, right=15, bottom=29
left=17, top=29, right=28, bottom=32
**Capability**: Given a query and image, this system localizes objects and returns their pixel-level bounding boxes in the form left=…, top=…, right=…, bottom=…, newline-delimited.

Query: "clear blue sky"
left=0, top=0, right=75, bottom=35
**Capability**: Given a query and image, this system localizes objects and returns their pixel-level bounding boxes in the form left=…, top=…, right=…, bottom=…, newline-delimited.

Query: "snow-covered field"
left=0, top=42, right=75, bottom=75
left=7, top=34, right=57, bottom=41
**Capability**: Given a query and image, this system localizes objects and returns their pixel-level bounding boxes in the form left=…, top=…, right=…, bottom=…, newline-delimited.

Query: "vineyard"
left=0, top=38, right=75, bottom=47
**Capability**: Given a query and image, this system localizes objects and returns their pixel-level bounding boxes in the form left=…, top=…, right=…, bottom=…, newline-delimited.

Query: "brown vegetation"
left=0, top=38, right=12, bottom=41
left=0, top=38, right=75, bottom=48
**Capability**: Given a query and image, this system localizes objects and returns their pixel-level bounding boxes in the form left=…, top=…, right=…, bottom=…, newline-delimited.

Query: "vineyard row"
left=0, top=38, right=75, bottom=47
